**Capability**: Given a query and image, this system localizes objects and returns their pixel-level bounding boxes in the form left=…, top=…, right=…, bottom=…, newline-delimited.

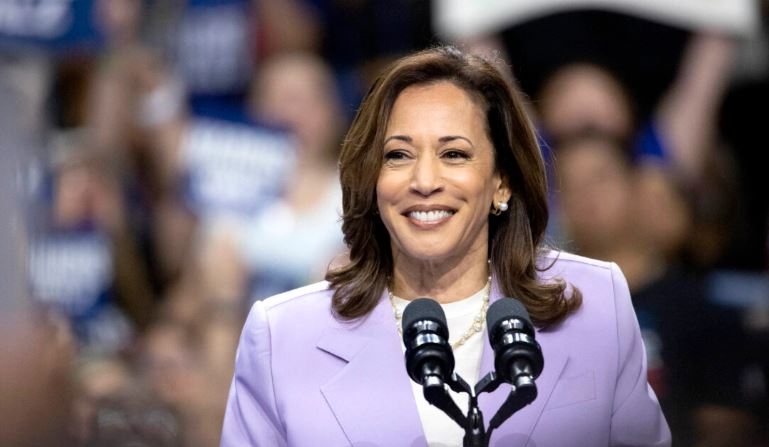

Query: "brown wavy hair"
left=326, top=46, right=582, bottom=328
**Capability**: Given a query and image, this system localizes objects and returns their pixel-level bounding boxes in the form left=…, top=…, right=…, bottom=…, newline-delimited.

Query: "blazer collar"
left=317, top=291, right=426, bottom=446
left=316, top=282, right=569, bottom=447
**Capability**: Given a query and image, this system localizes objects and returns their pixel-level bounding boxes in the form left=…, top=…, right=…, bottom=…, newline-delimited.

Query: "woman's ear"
left=494, top=174, right=512, bottom=204
left=490, top=175, right=512, bottom=216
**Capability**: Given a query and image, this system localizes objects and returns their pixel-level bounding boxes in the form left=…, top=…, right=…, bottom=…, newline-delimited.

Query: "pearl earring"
left=491, top=201, right=508, bottom=216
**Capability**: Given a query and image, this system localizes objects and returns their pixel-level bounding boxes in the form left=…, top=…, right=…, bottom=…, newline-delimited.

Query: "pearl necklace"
left=388, top=276, right=491, bottom=350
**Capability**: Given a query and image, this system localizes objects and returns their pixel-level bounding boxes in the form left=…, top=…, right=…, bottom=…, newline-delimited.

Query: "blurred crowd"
left=1, top=1, right=768, bottom=446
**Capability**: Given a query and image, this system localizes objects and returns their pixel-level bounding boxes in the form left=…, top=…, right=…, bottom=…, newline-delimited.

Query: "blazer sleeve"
left=220, top=300, right=288, bottom=447
left=608, top=263, right=672, bottom=447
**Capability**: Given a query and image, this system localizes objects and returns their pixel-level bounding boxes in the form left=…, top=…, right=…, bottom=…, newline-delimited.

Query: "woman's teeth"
left=409, top=210, right=453, bottom=222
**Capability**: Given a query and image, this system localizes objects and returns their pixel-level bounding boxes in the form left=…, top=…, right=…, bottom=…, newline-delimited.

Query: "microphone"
left=401, top=298, right=469, bottom=432
left=481, top=298, right=543, bottom=438
left=486, top=298, right=543, bottom=389
left=401, top=298, right=455, bottom=386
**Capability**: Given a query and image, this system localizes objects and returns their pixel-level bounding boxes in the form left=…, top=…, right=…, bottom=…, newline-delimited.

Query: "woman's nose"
left=409, top=154, right=443, bottom=196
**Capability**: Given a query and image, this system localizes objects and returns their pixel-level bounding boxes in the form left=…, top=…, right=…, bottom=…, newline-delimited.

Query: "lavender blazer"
left=220, top=252, right=670, bottom=446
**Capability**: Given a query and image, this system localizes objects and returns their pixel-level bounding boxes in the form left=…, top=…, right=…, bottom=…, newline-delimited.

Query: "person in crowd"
left=191, top=51, right=346, bottom=308
left=87, top=0, right=195, bottom=294
left=136, top=313, right=233, bottom=447
left=28, top=129, right=154, bottom=353
left=553, top=130, right=760, bottom=446
left=220, top=45, right=669, bottom=446
left=133, top=263, right=245, bottom=447
left=534, top=31, right=737, bottom=184
left=533, top=32, right=740, bottom=261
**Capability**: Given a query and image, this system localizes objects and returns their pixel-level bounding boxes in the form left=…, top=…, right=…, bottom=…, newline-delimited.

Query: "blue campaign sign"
left=181, top=117, right=296, bottom=219
left=171, top=0, right=253, bottom=97
left=28, top=229, right=134, bottom=352
left=28, top=230, right=113, bottom=317
left=0, top=0, right=103, bottom=53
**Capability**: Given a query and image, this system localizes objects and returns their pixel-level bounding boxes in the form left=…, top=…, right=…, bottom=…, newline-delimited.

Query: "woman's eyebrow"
left=438, top=135, right=472, bottom=145
left=383, top=135, right=473, bottom=145
left=384, top=135, right=411, bottom=144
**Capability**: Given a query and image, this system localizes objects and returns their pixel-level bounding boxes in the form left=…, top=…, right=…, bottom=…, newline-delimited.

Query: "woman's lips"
left=407, top=209, right=454, bottom=223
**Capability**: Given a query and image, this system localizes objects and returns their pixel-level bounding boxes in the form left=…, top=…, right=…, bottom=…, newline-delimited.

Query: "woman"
left=238, top=51, right=346, bottom=301
left=220, top=46, right=670, bottom=447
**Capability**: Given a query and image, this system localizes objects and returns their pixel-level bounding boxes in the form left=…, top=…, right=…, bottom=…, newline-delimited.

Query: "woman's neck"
left=390, top=254, right=490, bottom=304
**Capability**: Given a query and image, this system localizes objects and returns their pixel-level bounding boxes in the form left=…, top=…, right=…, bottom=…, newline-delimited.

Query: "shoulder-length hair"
left=326, top=46, right=581, bottom=328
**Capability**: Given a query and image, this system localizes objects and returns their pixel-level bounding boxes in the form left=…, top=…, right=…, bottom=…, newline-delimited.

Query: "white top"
left=391, top=287, right=487, bottom=447
left=239, top=175, right=344, bottom=300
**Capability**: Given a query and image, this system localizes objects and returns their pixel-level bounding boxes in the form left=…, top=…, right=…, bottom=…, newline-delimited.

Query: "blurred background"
left=0, top=0, right=767, bottom=446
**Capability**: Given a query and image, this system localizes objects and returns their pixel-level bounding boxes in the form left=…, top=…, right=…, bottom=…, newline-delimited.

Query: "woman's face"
left=254, top=55, right=340, bottom=154
left=556, top=138, right=634, bottom=251
left=538, top=64, right=633, bottom=141
left=376, top=81, right=509, bottom=265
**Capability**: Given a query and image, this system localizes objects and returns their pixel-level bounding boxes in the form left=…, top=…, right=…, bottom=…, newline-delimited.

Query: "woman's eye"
left=384, top=150, right=409, bottom=161
left=443, top=150, right=470, bottom=160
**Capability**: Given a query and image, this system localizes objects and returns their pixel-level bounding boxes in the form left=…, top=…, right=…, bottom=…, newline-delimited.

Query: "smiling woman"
left=377, top=81, right=509, bottom=300
left=220, top=46, right=670, bottom=447
left=328, top=46, right=577, bottom=327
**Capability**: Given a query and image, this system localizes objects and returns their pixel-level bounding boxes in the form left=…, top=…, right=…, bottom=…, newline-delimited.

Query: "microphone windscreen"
left=486, top=298, right=531, bottom=332
left=402, top=298, right=447, bottom=332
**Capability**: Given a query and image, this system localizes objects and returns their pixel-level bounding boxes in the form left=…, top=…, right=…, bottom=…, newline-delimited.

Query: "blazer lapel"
left=317, top=294, right=426, bottom=447
left=478, top=287, right=569, bottom=447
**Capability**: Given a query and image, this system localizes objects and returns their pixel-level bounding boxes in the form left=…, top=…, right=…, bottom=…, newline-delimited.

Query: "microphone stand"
left=422, top=369, right=537, bottom=447
left=421, top=370, right=485, bottom=447
left=404, top=298, right=541, bottom=446
left=420, top=365, right=467, bottom=430
left=474, top=370, right=538, bottom=445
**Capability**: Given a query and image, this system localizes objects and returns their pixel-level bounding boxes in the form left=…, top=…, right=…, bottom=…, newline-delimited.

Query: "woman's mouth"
left=407, top=210, right=455, bottom=223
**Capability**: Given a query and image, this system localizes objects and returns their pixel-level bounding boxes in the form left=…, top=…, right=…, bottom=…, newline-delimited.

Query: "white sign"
left=434, top=0, right=761, bottom=40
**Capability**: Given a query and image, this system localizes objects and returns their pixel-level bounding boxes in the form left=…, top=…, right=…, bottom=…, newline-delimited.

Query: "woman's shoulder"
left=247, top=281, right=336, bottom=329
left=537, top=249, right=630, bottom=315
left=259, top=280, right=333, bottom=309
left=537, top=249, right=618, bottom=280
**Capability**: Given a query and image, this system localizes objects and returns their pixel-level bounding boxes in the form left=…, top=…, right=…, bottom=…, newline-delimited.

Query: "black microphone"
left=401, top=298, right=455, bottom=386
left=401, top=298, right=469, bottom=432
left=481, top=298, right=543, bottom=438
left=486, top=298, right=543, bottom=389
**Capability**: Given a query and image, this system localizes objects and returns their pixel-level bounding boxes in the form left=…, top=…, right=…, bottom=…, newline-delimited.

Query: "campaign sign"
left=28, top=230, right=112, bottom=317
left=181, top=117, right=295, bottom=219
left=0, top=0, right=102, bottom=52
left=28, top=229, right=132, bottom=352
left=172, top=0, right=253, bottom=96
